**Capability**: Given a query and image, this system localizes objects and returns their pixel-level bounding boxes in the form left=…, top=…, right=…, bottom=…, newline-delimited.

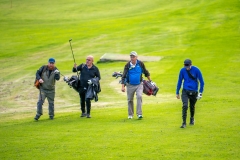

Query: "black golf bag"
left=64, top=75, right=79, bottom=93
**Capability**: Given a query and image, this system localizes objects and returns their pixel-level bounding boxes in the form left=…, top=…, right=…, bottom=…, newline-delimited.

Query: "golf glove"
left=87, top=80, right=92, bottom=85
left=63, top=76, right=69, bottom=82
left=196, top=93, right=202, bottom=100
left=54, top=69, right=60, bottom=74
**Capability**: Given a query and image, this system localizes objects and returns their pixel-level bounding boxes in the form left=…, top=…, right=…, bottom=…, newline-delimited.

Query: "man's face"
left=86, top=57, right=93, bottom=66
left=130, top=55, right=137, bottom=62
left=48, top=62, right=55, bottom=70
left=184, top=64, right=191, bottom=70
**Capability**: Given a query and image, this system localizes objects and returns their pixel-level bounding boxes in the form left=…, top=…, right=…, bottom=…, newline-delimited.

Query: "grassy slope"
left=0, top=0, right=239, bottom=159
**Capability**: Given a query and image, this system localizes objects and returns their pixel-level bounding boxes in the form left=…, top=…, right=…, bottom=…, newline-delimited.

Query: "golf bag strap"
left=127, top=60, right=144, bottom=70
left=186, top=70, right=197, bottom=81
left=126, top=60, right=144, bottom=82
left=78, top=63, right=86, bottom=72
left=34, top=65, right=47, bottom=89
left=82, top=63, right=85, bottom=69
left=40, top=65, right=48, bottom=79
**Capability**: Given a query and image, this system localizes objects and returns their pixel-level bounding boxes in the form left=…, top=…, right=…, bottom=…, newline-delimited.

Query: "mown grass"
left=0, top=0, right=239, bottom=159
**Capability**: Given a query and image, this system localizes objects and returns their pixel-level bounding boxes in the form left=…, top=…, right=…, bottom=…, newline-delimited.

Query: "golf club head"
left=69, top=38, right=72, bottom=42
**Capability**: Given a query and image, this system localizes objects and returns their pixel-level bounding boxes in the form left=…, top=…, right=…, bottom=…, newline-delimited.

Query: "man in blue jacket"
left=121, top=51, right=151, bottom=119
left=176, top=59, right=204, bottom=128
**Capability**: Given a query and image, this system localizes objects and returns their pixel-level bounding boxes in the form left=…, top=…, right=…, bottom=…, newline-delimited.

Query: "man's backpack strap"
left=186, top=70, right=197, bottom=81
left=41, top=65, right=48, bottom=78
left=34, top=65, right=47, bottom=89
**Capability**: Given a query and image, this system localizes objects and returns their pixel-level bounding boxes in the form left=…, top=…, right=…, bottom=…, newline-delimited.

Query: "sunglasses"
left=86, top=59, right=92, bottom=61
left=184, top=64, right=190, bottom=66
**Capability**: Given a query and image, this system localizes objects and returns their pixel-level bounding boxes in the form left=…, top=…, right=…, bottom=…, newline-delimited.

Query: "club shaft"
left=69, top=41, right=76, bottom=64
left=68, top=39, right=80, bottom=78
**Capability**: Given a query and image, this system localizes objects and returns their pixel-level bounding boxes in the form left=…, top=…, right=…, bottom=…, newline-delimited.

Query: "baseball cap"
left=48, top=58, right=55, bottom=63
left=130, top=51, right=138, bottom=56
left=184, top=59, right=192, bottom=68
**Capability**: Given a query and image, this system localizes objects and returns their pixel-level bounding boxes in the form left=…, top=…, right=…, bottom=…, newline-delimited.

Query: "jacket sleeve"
left=176, top=69, right=183, bottom=94
left=140, top=61, right=150, bottom=77
left=197, top=69, right=204, bottom=93
left=121, top=62, right=129, bottom=84
left=36, top=65, right=45, bottom=80
left=95, top=67, right=101, bottom=80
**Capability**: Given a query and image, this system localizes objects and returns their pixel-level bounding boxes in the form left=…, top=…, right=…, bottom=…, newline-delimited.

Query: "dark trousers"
left=36, top=89, right=55, bottom=117
left=181, top=89, right=198, bottom=124
left=79, top=90, right=91, bottom=114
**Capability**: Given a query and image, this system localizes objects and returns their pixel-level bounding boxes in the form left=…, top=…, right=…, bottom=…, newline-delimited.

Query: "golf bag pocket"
left=143, top=80, right=159, bottom=96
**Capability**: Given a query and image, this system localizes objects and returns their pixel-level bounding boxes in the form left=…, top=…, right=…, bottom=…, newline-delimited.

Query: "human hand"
left=54, top=69, right=60, bottom=74
left=87, top=80, right=92, bottom=85
left=74, top=64, right=77, bottom=68
left=121, top=86, right=125, bottom=92
left=196, top=93, right=202, bottom=100
left=176, top=94, right=180, bottom=99
left=39, top=79, right=44, bottom=83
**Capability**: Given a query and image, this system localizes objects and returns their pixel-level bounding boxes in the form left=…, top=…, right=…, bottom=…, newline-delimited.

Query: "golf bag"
left=142, top=80, right=159, bottom=96
left=64, top=75, right=79, bottom=93
left=112, top=71, right=123, bottom=84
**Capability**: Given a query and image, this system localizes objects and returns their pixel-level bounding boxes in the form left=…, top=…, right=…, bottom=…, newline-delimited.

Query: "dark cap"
left=184, top=59, right=192, bottom=68
left=48, top=58, right=55, bottom=63
left=184, top=59, right=192, bottom=64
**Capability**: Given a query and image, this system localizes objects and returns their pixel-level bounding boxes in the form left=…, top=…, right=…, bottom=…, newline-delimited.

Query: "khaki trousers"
left=126, top=83, right=143, bottom=116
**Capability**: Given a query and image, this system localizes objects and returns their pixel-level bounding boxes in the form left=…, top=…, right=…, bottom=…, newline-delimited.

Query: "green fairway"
left=0, top=0, right=239, bottom=159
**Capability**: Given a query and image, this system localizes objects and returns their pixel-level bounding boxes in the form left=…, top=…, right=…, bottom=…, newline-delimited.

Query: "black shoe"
left=49, top=116, right=54, bottom=120
left=86, top=114, right=91, bottom=118
left=80, top=113, right=86, bottom=117
left=190, top=117, right=195, bottom=125
left=180, top=123, right=186, bottom=128
left=34, top=115, right=40, bottom=121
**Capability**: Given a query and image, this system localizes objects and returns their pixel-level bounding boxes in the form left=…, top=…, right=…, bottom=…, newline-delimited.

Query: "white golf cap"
left=130, top=51, right=138, bottom=56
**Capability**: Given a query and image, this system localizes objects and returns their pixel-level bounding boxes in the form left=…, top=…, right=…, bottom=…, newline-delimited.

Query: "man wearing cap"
left=34, top=58, right=60, bottom=121
left=121, top=51, right=151, bottom=119
left=176, top=59, right=204, bottom=128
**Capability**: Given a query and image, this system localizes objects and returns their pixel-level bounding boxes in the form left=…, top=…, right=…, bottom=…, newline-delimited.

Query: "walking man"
left=73, top=55, right=101, bottom=118
left=121, top=51, right=151, bottom=119
left=34, top=58, right=60, bottom=120
left=176, top=59, right=204, bottom=128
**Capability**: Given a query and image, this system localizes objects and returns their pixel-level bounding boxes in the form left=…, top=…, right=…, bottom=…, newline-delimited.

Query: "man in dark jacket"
left=176, top=59, right=204, bottom=128
left=73, top=55, right=101, bottom=118
left=34, top=58, right=60, bottom=121
left=121, top=51, right=151, bottom=119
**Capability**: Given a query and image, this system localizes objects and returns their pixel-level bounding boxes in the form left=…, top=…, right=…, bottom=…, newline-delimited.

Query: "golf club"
left=68, top=38, right=80, bottom=78
left=69, top=38, right=76, bottom=64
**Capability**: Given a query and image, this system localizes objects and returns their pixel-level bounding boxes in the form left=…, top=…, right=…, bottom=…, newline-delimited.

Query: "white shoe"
left=138, top=115, right=143, bottom=119
left=128, top=115, right=133, bottom=119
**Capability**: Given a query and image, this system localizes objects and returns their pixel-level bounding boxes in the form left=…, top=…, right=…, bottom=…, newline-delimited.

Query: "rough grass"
left=0, top=0, right=239, bottom=159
